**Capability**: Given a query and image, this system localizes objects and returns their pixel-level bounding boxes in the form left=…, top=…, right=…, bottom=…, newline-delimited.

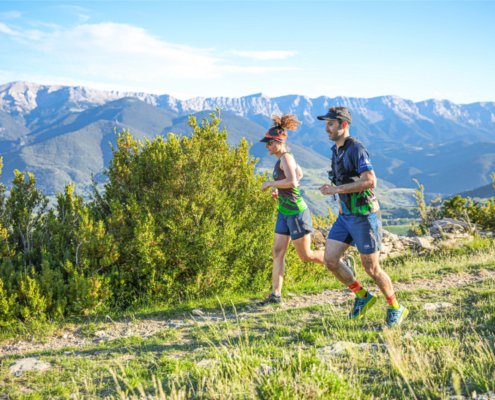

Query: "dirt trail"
left=1, top=268, right=494, bottom=358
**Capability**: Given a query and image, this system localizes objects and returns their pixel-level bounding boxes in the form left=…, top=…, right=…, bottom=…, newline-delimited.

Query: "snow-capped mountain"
left=1, top=81, right=494, bottom=200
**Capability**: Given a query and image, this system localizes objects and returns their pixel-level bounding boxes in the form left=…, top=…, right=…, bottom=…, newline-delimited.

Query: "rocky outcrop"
left=430, top=218, right=476, bottom=237
left=312, top=218, right=488, bottom=260
left=379, top=230, right=435, bottom=259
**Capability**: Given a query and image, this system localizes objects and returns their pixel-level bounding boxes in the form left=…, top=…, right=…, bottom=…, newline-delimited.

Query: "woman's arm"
left=261, top=154, right=298, bottom=191
left=295, top=164, right=303, bottom=182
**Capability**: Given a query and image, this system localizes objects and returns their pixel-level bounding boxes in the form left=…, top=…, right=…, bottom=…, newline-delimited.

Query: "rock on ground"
left=9, top=357, right=51, bottom=376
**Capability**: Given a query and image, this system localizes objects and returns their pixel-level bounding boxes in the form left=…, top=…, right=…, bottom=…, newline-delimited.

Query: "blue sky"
left=0, top=1, right=494, bottom=103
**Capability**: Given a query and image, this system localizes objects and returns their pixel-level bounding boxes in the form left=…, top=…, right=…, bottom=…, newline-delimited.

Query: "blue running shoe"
left=385, top=305, right=409, bottom=328
left=348, top=292, right=377, bottom=319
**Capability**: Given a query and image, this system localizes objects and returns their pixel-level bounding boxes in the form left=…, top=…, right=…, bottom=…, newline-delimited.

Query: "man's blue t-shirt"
left=330, top=137, right=379, bottom=215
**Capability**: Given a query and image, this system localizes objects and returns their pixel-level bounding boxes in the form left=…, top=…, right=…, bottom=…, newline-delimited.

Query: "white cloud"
left=0, top=22, right=18, bottom=36
left=231, top=50, right=297, bottom=60
left=1, top=21, right=300, bottom=98
left=0, top=11, right=22, bottom=19
left=4, top=22, right=223, bottom=82
left=5, top=22, right=297, bottom=85
left=56, top=5, right=91, bottom=23
left=222, top=65, right=300, bottom=74
left=0, top=21, right=40, bottom=41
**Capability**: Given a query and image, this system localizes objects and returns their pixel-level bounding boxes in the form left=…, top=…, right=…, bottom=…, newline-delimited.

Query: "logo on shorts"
left=364, top=244, right=371, bottom=249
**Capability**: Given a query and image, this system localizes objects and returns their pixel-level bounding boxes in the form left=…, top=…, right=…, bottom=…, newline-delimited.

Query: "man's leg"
left=290, top=210, right=352, bottom=270
left=292, top=234, right=356, bottom=279
left=323, top=239, right=354, bottom=284
left=323, top=239, right=376, bottom=319
left=360, top=252, right=394, bottom=298
left=360, top=251, right=408, bottom=327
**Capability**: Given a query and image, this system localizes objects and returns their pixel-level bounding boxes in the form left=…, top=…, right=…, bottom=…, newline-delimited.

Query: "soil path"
left=1, top=268, right=494, bottom=358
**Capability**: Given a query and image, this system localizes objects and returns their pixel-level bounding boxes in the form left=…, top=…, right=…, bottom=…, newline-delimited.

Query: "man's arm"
left=320, top=170, right=376, bottom=196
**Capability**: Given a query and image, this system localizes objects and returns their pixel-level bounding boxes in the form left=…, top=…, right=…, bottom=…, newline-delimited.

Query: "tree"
left=0, top=157, right=11, bottom=258
left=4, top=170, right=48, bottom=268
left=410, top=179, right=442, bottom=235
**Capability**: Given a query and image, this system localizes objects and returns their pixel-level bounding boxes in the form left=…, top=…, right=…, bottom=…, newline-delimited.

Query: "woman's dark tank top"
left=273, top=155, right=307, bottom=215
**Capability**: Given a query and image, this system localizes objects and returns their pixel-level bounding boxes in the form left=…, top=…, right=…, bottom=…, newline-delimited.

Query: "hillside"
left=1, top=81, right=495, bottom=207
left=459, top=183, right=495, bottom=199
left=1, top=238, right=494, bottom=399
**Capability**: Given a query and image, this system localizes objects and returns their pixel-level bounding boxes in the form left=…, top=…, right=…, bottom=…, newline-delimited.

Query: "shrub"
left=0, top=278, right=16, bottom=326
left=0, top=169, right=115, bottom=322
left=411, top=174, right=495, bottom=235
left=312, top=208, right=337, bottom=229
left=93, top=111, right=275, bottom=306
left=0, top=112, right=312, bottom=323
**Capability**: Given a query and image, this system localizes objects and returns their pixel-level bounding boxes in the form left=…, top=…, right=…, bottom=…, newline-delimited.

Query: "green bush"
left=411, top=176, right=495, bottom=234
left=16, top=272, right=47, bottom=322
left=93, top=111, right=276, bottom=306
left=312, top=207, right=337, bottom=229
left=4, top=170, right=48, bottom=267
left=0, top=163, right=115, bottom=322
left=0, top=278, right=16, bottom=326
left=441, top=193, right=495, bottom=231
left=0, top=112, right=313, bottom=323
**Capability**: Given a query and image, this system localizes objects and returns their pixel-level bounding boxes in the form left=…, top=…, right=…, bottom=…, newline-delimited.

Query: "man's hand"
left=261, top=181, right=273, bottom=191
left=319, top=184, right=338, bottom=196
left=271, top=188, right=279, bottom=200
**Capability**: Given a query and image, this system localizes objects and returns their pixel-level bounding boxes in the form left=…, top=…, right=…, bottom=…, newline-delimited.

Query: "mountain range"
left=1, top=81, right=494, bottom=214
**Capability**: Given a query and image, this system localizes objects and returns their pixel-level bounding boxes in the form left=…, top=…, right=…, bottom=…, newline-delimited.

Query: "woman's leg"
left=291, top=233, right=325, bottom=265
left=272, top=233, right=291, bottom=295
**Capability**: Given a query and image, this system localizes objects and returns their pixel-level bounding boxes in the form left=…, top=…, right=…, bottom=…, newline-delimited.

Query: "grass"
left=1, top=237, right=494, bottom=399
left=383, top=223, right=413, bottom=236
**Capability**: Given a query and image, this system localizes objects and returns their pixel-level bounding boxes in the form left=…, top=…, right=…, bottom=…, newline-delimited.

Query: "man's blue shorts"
left=275, top=209, right=314, bottom=241
left=327, top=213, right=382, bottom=254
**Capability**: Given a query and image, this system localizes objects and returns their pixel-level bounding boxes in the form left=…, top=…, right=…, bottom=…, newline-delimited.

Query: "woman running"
left=259, top=114, right=353, bottom=305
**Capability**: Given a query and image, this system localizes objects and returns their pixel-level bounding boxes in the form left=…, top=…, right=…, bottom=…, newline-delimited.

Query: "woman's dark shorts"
left=275, top=209, right=314, bottom=240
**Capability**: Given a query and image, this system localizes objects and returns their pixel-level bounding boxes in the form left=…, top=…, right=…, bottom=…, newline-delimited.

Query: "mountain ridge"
left=1, top=81, right=494, bottom=212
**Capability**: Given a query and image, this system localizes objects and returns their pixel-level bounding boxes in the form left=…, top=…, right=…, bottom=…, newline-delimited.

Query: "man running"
left=317, top=106, right=408, bottom=328
left=257, top=113, right=356, bottom=306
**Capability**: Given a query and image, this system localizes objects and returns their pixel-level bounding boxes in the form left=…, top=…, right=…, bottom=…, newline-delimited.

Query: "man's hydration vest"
left=329, top=137, right=379, bottom=215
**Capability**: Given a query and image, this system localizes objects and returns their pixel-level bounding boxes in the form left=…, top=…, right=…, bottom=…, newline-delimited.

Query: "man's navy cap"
left=317, top=107, right=352, bottom=124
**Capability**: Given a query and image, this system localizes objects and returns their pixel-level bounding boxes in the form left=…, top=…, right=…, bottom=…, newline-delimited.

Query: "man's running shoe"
left=385, top=305, right=409, bottom=328
left=257, top=293, right=282, bottom=306
left=343, top=255, right=356, bottom=278
left=348, top=292, right=377, bottom=319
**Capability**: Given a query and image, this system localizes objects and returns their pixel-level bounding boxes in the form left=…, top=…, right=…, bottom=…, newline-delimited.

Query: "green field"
left=383, top=224, right=413, bottom=236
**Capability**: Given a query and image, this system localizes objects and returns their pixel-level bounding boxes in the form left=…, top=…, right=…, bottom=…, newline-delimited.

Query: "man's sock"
left=386, top=294, right=400, bottom=309
left=348, top=281, right=368, bottom=298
